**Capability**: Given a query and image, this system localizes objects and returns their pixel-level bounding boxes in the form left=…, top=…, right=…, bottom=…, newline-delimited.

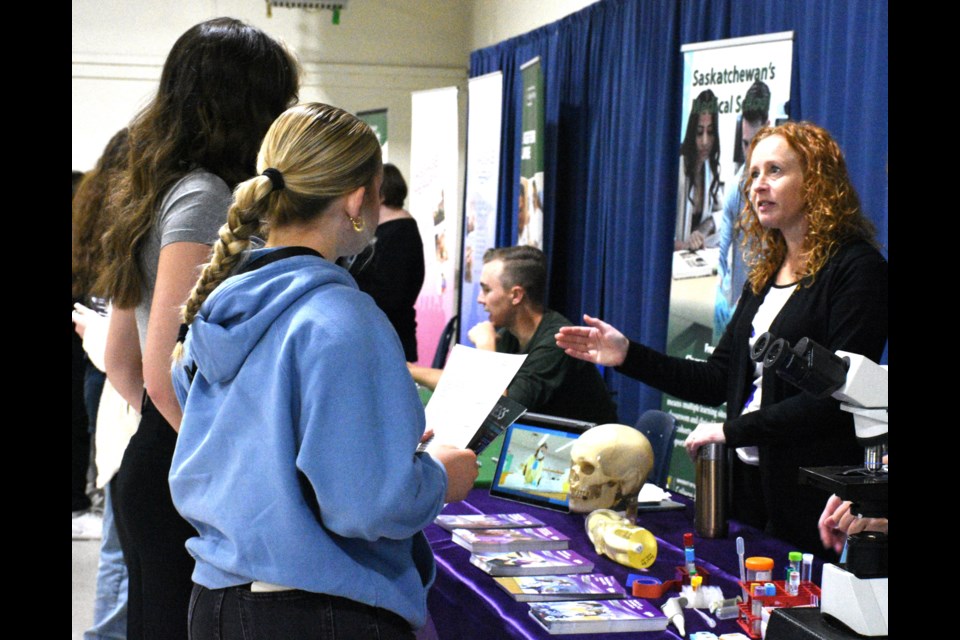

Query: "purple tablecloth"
left=425, top=489, right=825, bottom=639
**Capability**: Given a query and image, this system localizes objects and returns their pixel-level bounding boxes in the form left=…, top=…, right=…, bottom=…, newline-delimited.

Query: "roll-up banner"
left=459, top=71, right=504, bottom=346
left=665, top=32, right=794, bottom=498
left=518, top=57, right=544, bottom=250
left=410, top=86, right=461, bottom=366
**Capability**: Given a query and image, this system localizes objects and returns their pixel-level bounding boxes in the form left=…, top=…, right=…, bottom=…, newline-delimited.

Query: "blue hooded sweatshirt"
left=169, top=247, right=448, bottom=628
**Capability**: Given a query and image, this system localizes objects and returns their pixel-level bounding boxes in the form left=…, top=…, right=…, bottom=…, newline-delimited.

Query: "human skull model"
left=568, top=423, right=654, bottom=513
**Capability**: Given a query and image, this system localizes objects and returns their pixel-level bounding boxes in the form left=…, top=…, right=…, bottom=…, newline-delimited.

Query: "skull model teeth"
left=568, top=423, right=654, bottom=513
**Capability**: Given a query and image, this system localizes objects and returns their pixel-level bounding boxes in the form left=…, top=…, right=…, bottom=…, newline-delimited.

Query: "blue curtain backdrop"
left=468, top=0, right=888, bottom=426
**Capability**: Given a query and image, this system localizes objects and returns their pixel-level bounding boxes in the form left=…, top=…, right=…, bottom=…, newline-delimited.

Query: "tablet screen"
left=489, top=413, right=594, bottom=512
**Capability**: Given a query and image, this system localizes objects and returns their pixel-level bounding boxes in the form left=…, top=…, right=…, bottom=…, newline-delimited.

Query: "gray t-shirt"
left=135, top=169, right=232, bottom=353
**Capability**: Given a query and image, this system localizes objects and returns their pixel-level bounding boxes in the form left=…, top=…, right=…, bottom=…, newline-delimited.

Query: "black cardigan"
left=351, top=218, right=425, bottom=362
left=617, top=239, right=888, bottom=552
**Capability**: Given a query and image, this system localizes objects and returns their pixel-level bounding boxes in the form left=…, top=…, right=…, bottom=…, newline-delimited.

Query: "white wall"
left=72, top=0, right=600, bottom=208
left=468, top=0, right=600, bottom=50
left=72, top=0, right=471, bottom=183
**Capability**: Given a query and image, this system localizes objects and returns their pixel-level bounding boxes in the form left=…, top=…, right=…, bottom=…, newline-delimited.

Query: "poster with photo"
left=459, top=71, right=504, bottom=346
left=664, top=32, right=794, bottom=498
left=410, top=86, right=460, bottom=366
left=519, top=57, right=544, bottom=251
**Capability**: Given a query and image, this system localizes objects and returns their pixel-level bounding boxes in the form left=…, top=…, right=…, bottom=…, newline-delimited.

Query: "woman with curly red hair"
left=556, top=121, right=887, bottom=554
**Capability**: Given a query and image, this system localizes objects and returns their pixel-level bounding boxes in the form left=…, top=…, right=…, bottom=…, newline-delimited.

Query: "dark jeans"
left=73, top=332, right=92, bottom=512
left=112, top=394, right=197, bottom=640
left=84, top=364, right=107, bottom=433
left=189, top=584, right=415, bottom=640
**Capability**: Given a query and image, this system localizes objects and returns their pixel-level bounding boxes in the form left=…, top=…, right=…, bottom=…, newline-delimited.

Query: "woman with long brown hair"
left=95, top=18, right=299, bottom=639
left=72, top=127, right=132, bottom=637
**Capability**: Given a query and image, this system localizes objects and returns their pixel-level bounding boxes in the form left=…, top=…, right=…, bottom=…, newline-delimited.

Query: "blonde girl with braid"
left=168, top=103, right=478, bottom=640
left=94, top=18, right=299, bottom=640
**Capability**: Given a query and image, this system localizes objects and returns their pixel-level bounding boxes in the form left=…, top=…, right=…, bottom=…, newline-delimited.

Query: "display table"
left=425, top=488, right=827, bottom=639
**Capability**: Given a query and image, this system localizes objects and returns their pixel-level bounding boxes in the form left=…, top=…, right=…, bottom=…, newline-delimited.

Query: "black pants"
left=729, top=455, right=766, bottom=530
left=189, top=584, right=415, bottom=640
left=112, top=394, right=197, bottom=640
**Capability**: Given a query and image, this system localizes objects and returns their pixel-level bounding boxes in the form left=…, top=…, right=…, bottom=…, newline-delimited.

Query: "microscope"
left=750, top=333, right=888, bottom=638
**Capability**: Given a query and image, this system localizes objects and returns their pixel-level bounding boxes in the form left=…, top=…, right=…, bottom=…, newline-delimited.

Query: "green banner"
left=519, top=58, right=544, bottom=250
left=358, top=108, right=388, bottom=160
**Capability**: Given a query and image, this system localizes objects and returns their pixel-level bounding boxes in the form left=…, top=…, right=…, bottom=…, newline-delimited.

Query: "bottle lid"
left=684, top=533, right=694, bottom=547
left=788, top=551, right=803, bottom=562
left=745, top=556, right=774, bottom=571
left=764, top=583, right=776, bottom=596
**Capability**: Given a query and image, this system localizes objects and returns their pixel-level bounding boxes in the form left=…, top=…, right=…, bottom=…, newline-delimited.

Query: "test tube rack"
left=675, top=564, right=712, bottom=584
left=736, top=580, right=821, bottom=639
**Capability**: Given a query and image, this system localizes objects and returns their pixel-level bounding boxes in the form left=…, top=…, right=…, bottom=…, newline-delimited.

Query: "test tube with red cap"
left=683, top=533, right=697, bottom=574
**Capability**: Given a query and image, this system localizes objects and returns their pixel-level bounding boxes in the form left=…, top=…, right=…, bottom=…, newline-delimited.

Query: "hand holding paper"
left=422, top=344, right=527, bottom=453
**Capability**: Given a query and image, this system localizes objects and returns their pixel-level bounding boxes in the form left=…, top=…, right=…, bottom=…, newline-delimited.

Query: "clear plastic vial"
left=787, top=569, right=800, bottom=596
left=685, top=547, right=697, bottom=574
left=751, top=583, right=764, bottom=617
left=787, top=551, right=802, bottom=580
left=801, top=553, right=813, bottom=583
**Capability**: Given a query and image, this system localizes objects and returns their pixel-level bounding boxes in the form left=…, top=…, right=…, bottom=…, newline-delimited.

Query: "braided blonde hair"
left=173, top=102, right=382, bottom=362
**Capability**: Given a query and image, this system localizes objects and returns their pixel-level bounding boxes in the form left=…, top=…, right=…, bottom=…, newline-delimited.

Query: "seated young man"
left=409, top=246, right=618, bottom=424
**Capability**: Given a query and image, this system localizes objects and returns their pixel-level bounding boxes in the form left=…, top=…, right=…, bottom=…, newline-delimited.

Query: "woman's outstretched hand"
left=555, top=314, right=629, bottom=367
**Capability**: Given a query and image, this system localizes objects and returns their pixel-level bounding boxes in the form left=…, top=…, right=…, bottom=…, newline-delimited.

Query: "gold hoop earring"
left=349, top=215, right=365, bottom=233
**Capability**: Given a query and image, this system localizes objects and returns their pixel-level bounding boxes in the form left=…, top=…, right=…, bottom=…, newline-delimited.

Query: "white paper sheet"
left=423, top=344, right=527, bottom=453
left=637, top=483, right=671, bottom=503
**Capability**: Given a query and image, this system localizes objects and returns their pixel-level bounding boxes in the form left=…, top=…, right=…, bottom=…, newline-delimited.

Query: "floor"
left=73, top=444, right=104, bottom=640
left=72, top=537, right=98, bottom=639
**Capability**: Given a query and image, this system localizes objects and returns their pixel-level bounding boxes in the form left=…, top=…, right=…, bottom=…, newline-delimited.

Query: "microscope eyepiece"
left=750, top=332, right=775, bottom=363
left=753, top=334, right=850, bottom=399
left=762, top=338, right=790, bottom=370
